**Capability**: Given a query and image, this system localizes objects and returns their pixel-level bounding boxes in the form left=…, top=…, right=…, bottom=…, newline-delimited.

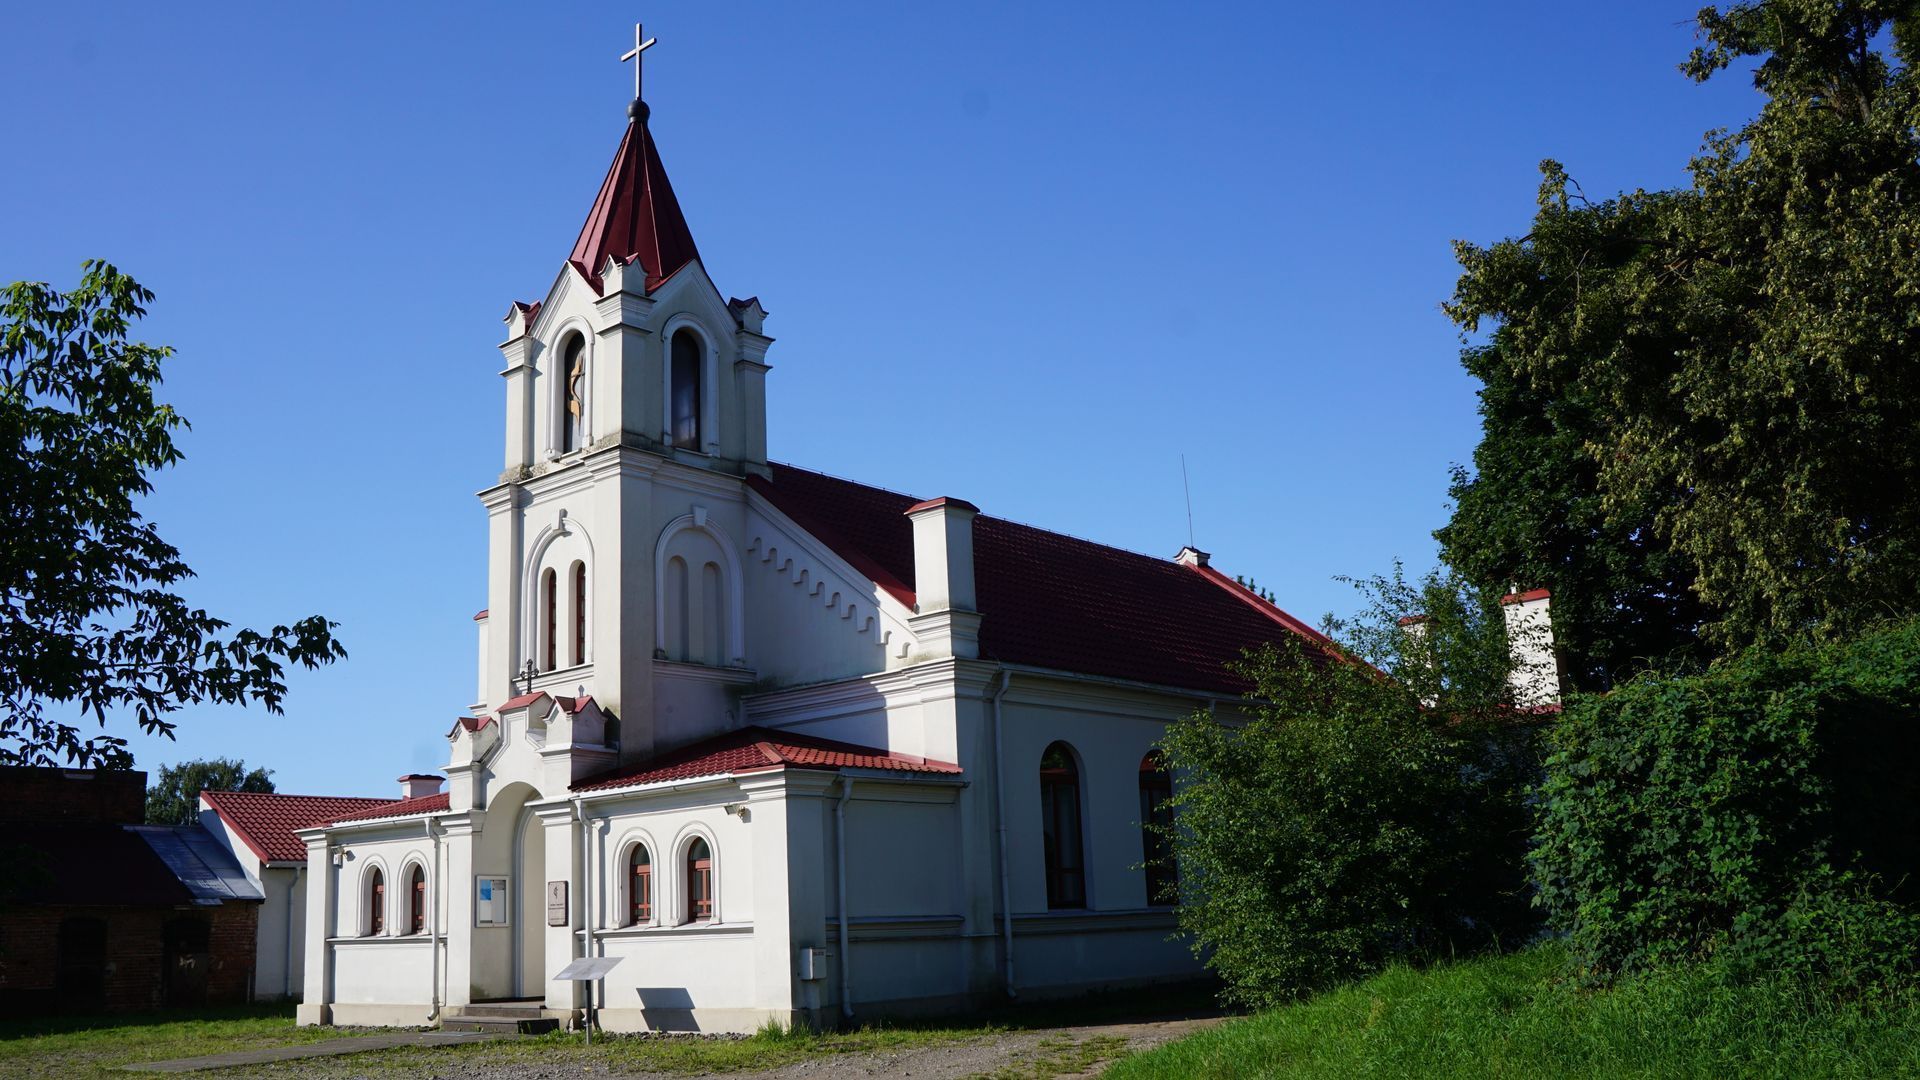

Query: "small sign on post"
left=547, top=881, right=568, bottom=927
left=554, top=955, right=624, bottom=1045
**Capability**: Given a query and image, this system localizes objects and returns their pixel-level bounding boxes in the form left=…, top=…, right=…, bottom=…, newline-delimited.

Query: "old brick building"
left=0, top=767, right=262, bottom=1013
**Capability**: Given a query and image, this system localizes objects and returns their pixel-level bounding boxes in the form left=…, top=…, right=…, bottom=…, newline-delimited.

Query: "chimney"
left=1174, top=546, right=1210, bottom=568
left=905, top=497, right=981, bottom=658
left=1500, top=588, right=1560, bottom=709
left=398, top=773, right=445, bottom=800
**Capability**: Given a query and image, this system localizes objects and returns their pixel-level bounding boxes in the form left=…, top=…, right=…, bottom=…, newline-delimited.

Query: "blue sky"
left=3, top=3, right=1761, bottom=796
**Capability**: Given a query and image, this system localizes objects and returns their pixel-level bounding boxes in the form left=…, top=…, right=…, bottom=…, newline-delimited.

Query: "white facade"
left=291, top=105, right=1253, bottom=1033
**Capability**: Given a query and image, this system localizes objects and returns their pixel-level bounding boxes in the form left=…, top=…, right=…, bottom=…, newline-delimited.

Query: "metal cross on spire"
left=620, top=22, right=658, bottom=104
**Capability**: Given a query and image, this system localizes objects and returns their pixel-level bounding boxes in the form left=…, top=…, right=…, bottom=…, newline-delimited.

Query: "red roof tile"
left=201, top=790, right=398, bottom=863
left=449, top=715, right=495, bottom=737
left=748, top=463, right=1329, bottom=696
left=329, top=792, right=450, bottom=826
left=1501, top=587, right=1551, bottom=605
left=573, top=726, right=962, bottom=793
left=569, top=117, right=700, bottom=294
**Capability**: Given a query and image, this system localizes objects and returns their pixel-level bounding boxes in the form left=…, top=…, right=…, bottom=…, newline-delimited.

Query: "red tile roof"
left=748, top=463, right=1331, bottom=696
left=1501, top=587, right=1551, bottom=605
left=329, top=792, right=451, bottom=826
left=573, top=726, right=962, bottom=793
left=449, top=715, right=494, bottom=737
left=569, top=117, right=700, bottom=294
left=201, top=790, right=398, bottom=864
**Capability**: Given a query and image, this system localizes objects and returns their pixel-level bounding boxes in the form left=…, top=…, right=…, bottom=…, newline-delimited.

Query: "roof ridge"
left=205, top=790, right=395, bottom=804
left=1190, top=563, right=1333, bottom=645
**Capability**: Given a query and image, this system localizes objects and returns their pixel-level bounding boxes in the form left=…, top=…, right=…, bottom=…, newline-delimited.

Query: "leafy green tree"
left=145, top=757, right=275, bottom=826
left=0, top=263, right=345, bottom=769
left=1157, top=568, right=1542, bottom=1006
left=1443, top=1, right=1920, bottom=655
left=1533, top=618, right=1920, bottom=992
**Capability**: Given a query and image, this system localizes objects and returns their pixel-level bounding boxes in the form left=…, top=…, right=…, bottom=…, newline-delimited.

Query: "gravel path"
left=181, top=1014, right=1221, bottom=1080
left=689, top=1016, right=1222, bottom=1080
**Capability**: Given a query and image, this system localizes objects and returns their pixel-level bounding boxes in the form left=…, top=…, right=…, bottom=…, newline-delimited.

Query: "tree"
left=0, top=263, right=345, bottom=769
left=1442, top=1, right=1920, bottom=656
left=1156, top=568, right=1542, bottom=1006
left=145, top=757, right=275, bottom=826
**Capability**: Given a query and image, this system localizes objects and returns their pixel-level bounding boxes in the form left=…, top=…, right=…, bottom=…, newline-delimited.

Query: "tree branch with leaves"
left=0, top=262, right=345, bottom=769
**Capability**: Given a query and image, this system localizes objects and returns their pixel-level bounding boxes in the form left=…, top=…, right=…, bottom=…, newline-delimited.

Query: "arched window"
left=686, top=837, right=713, bottom=923
left=559, top=332, right=586, bottom=453
left=629, top=845, right=653, bottom=925
left=670, top=329, right=702, bottom=450
left=570, top=561, right=588, bottom=667
left=1139, top=752, right=1177, bottom=906
left=541, top=567, right=558, bottom=671
left=366, top=868, right=385, bottom=936
left=408, top=864, right=427, bottom=935
left=1040, top=742, right=1086, bottom=909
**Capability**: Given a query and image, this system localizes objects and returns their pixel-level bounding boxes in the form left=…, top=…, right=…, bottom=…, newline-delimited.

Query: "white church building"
left=280, top=69, right=1447, bottom=1033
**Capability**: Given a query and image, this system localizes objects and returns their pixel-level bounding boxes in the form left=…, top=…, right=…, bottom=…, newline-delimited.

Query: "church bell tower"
left=468, top=25, right=774, bottom=783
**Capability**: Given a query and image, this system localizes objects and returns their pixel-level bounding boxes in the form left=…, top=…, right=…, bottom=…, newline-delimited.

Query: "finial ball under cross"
left=621, top=22, right=658, bottom=110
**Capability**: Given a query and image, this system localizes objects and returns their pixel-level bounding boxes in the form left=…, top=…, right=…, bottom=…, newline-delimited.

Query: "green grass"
left=0, top=983, right=1219, bottom=1079
left=1106, top=944, right=1920, bottom=1079
left=0, top=1004, right=386, bottom=1078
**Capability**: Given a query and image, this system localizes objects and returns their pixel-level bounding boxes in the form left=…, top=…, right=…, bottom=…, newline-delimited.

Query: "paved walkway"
left=124, top=1030, right=499, bottom=1073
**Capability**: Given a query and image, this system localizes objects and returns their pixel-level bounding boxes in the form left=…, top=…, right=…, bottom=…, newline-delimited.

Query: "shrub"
left=1533, top=619, right=1920, bottom=987
left=1158, top=570, right=1543, bottom=1007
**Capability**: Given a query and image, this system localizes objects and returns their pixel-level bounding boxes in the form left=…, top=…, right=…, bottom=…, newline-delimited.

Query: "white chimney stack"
left=397, top=773, right=445, bottom=799
left=905, top=497, right=981, bottom=658
left=1501, top=589, right=1560, bottom=709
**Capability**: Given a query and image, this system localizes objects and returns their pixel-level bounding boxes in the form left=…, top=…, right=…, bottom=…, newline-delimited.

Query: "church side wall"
left=579, top=786, right=762, bottom=1031
left=994, top=676, right=1209, bottom=995
left=316, top=828, right=446, bottom=1024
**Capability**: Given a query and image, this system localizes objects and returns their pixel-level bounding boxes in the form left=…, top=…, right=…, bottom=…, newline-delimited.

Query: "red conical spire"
left=569, top=107, right=701, bottom=294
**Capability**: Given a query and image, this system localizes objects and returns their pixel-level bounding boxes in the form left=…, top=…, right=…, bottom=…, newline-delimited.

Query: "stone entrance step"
left=442, top=999, right=570, bottom=1036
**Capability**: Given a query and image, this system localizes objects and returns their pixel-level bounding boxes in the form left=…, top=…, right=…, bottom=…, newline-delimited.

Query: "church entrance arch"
left=469, top=781, right=551, bottom=1001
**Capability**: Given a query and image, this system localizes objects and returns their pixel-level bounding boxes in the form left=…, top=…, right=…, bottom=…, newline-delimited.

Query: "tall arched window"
left=366, top=868, right=385, bottom=936
left=686, top=837, right=713, bottom=923
left=1040, top=742, right=1086, bottom=909
left=541, top=568, right=558, bottom=671
left=670, top=329, right=702, bottom=450
left=1139, top=752, right=1177, bottom=906
left=408, top=864, right=427, bottom=935
left=629, top=845, right=653, bottom=925
left=570, top=561, right=588, bottom=667
left=559, top=332, right=586, bottom=453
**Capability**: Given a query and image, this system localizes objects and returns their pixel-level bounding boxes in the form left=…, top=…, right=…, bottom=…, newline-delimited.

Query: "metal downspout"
left=426, top=819, right=442, bottom=1022
left=574, top=796, right=595, bottom=1030
left=836, top=777, right=854, bottom=1020
left=990, top=668, right=1016, bottom=997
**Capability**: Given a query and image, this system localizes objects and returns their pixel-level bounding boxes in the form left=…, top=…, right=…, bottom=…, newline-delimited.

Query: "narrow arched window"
left=1040, top=742, right=1086, bottom=909
left=560, top=333, right=586, bottom=453
left=686, top=837, right=713, bottom=923
left=541, top=568, right=558, bottom=671
left=408, top=864, right=427, bottom=935
left=1139, top=752, right=1177, bottom=906
left=367, top=868, right=385, bottom=936
left=570, top=561, right=588, bottom=667
left=665, top=556, right=690, bottom=660
left=629, top=845, right=653, bottom=925
left=670, top=329, right=702, bottom=450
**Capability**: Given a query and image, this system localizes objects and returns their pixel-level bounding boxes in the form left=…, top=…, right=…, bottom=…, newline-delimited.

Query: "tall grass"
left=1106, top=944, right=1920, bottom=1079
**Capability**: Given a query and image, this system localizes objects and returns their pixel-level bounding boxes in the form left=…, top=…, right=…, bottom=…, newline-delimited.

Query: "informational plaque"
left=476, top=876, right=509, bottom=927
left=547, top=880, right=569, bottom=926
